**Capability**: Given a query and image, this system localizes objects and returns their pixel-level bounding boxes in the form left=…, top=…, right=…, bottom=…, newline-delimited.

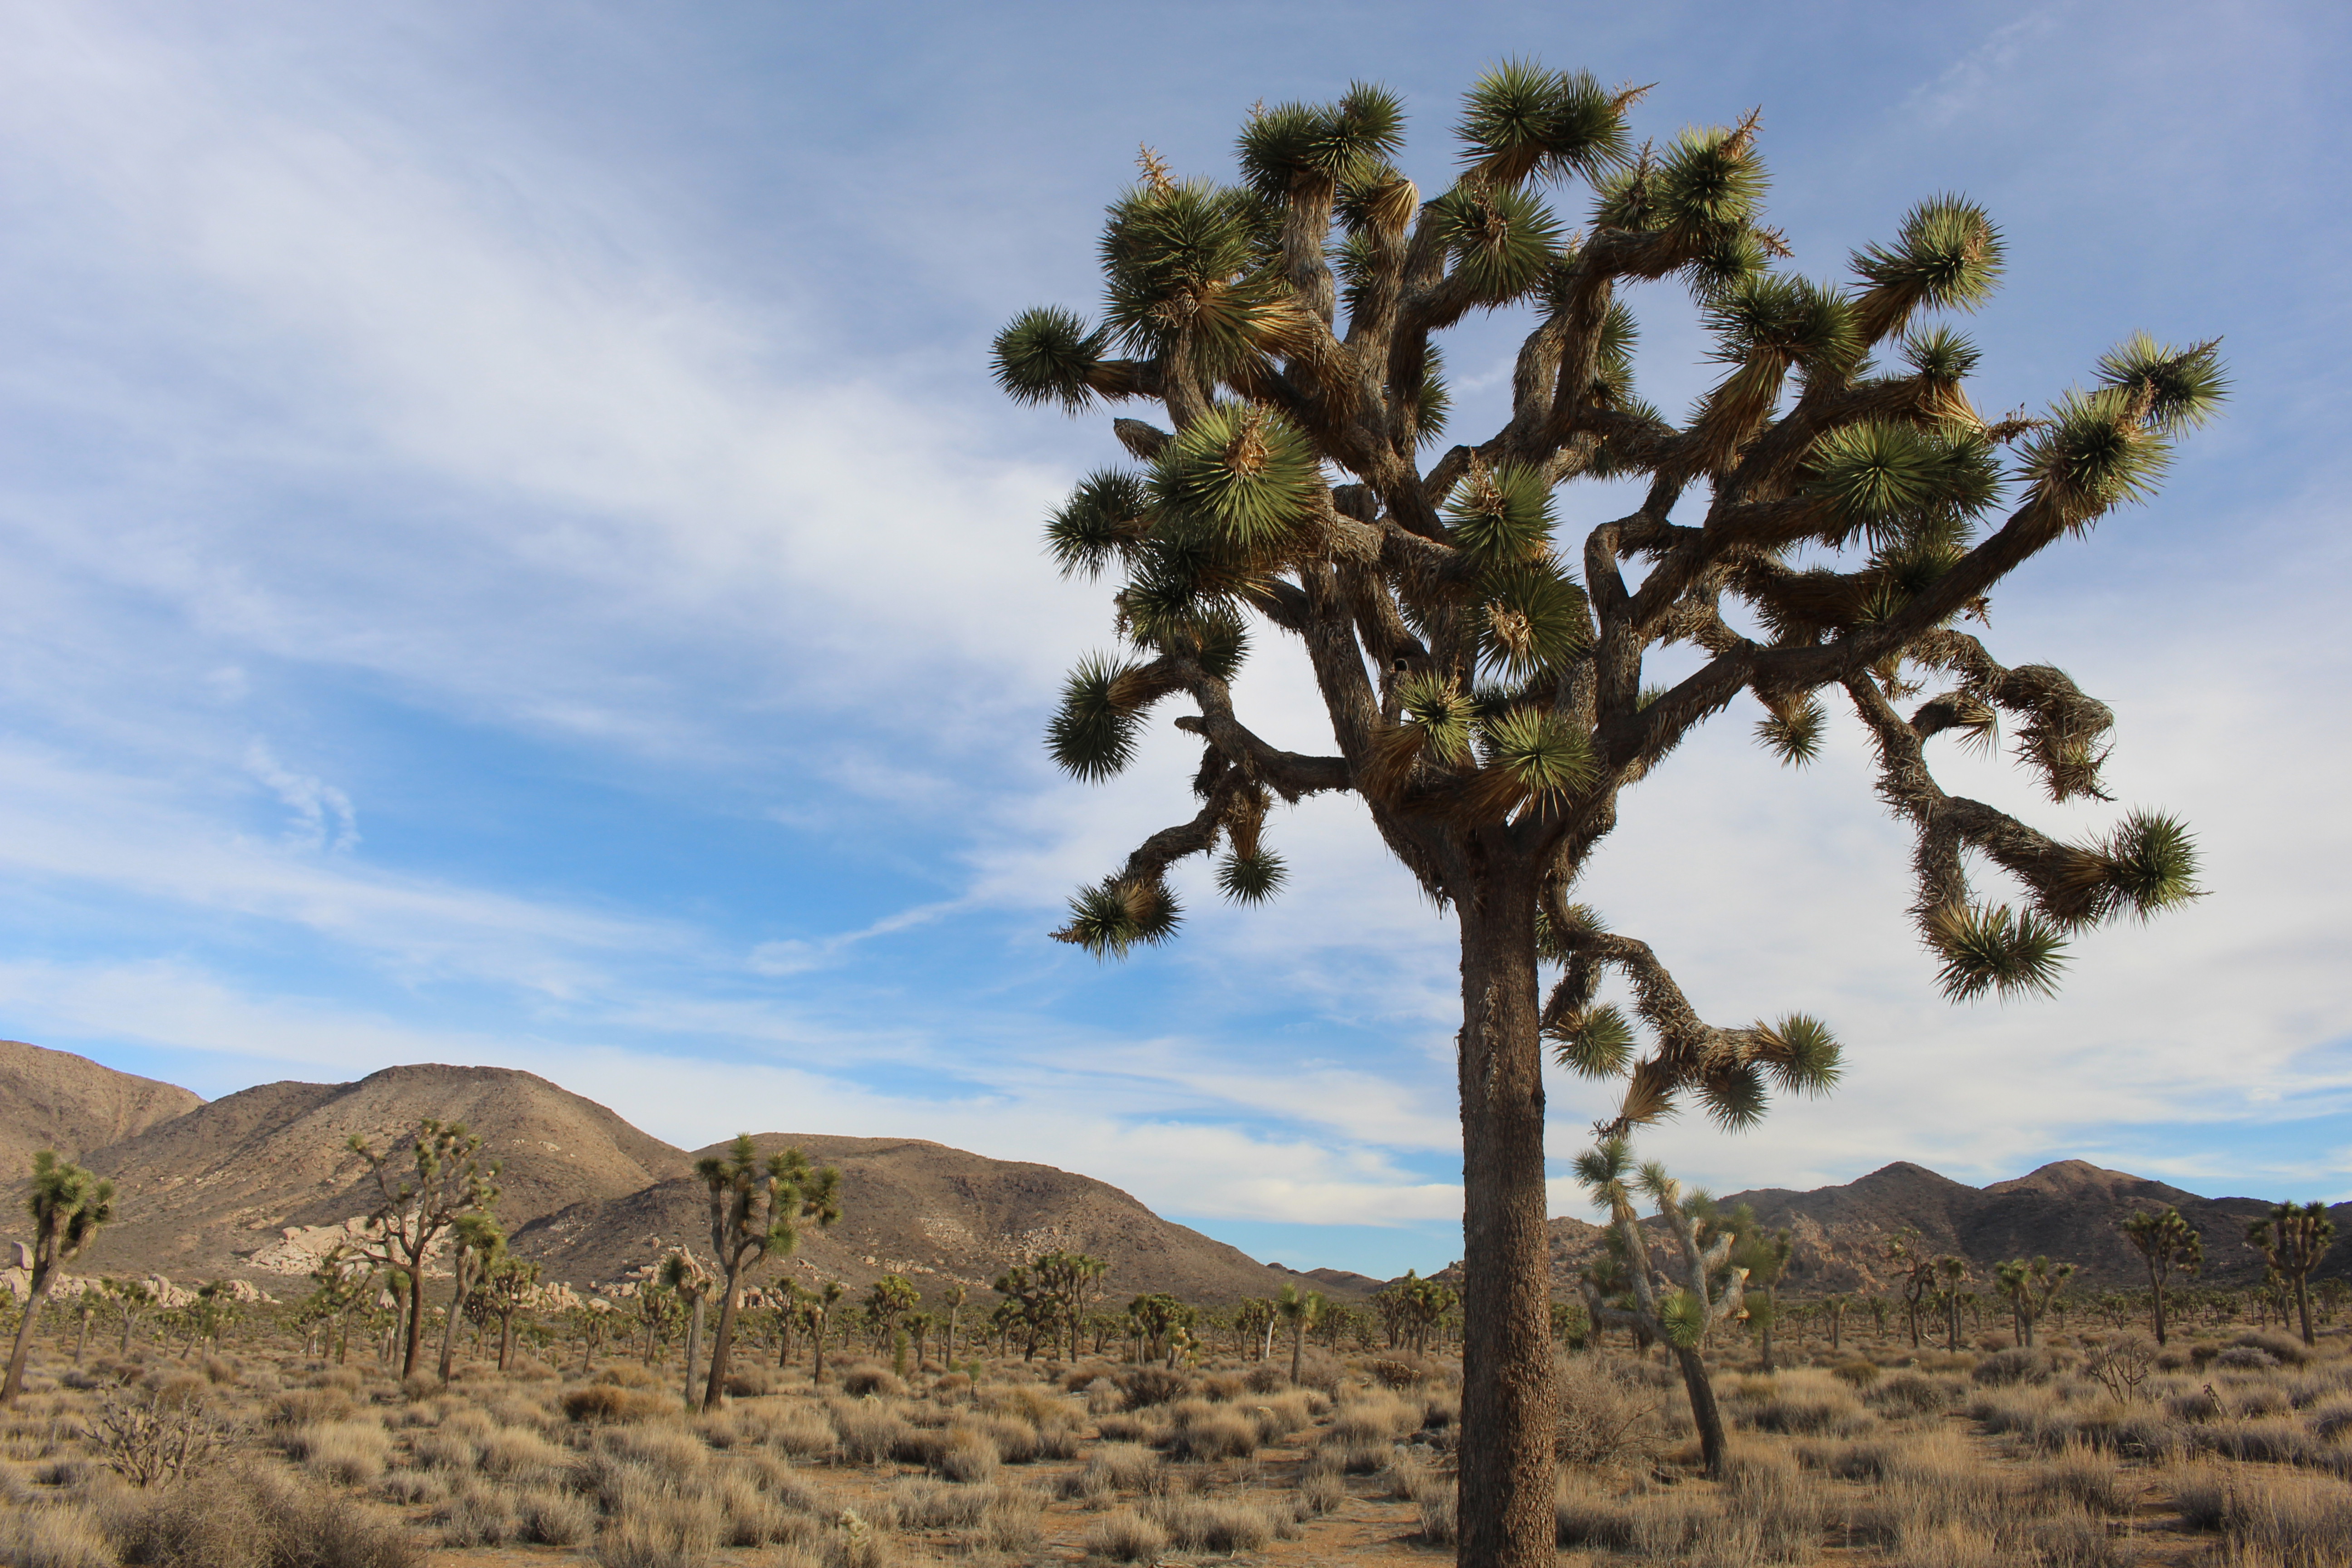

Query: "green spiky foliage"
left=695, top=1133, right=841, bottom=1411
left=996, top=68, right=2219, bottom=1568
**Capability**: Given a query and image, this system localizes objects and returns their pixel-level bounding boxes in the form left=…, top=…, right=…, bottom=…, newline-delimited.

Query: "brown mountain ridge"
left=4, top=1044, right=2343, bottom=1302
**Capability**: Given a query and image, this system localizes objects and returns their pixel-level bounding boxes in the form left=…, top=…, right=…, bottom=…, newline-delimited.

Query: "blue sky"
left=0, top=0, right=2344, bottom=1278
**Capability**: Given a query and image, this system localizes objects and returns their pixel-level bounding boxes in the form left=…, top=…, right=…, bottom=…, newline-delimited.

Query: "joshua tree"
left=864, top=1274, right=920, bottom=1354
left=1275, top=1281, right=1324, bottom=1384
left=1822, top=1293, right=1848, bottom=1352
left=1932, top=1256, right=1970, bottom=1352
left=1993, top=1255, right=2073, bottom=1348
left=810, top=1279, right=844, bottom=1381
left=2245, top=1201, right=2335, bottom=1348
left=2120, top=1206, right=2202, bottom=1346
left=102, top=1277, right=154, bottom=1356
left=939, top=1283, right=968, bottom=1367
left=1573, top=1139, right=1745, bottom=1476
left=3, top=1152, right=114, bottom=1405
left=1884, top=1229, right=1938, bottom=1349
left=1037, top=1251, right=1111, bottom=1362
left=695, top=1135, right=841, bottom=1411
left=1729, top=1212, right=1792, bottom=1371
left=994, top=66, right=2217, bottom=1563
left=481, top=1255, right=540, bottom=1371
left=345, top=1119, right=500, bottom=1380
left=436, top=1211, right=504, bottom=1383
left=661, top=1250, right=714, bottom=1404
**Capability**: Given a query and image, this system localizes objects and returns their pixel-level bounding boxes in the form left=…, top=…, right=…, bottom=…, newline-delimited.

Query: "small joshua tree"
left=438, top=1211, right=504, bottom=1382
left=863, top=1273, right=920, bottom=1354
left=103, top=1276, right=155, bottom=1357
left=1729, top=1213, right=1792, bottom=1371
left=1884, top=1228, right=1937, bottom=1349
left=696, top=1134, right=841, bottom=1411
left=2246, top=1201, right=2335, bottom=1348
left=1275, top=1281, right=1324, bottom=1385
left=1033, top=1250, right=1109, bottom=1362
left=3, top=1151, right=114, bottom=1405
left=941, top=1282, right=968, bottom=1367
left=346, top=1119, right=500, bottom=1380
left=662, top=1249, right=714, bottom=1405
left=994, top=64, right=2219, bottom=1563
left=1994, top=1255, right=2073, bottom=1348
left=481, top=1254, right=540, bottom=1371
left=2120, top=1205, right=2202, bottom=1346
left=1573, top=1139, right=1745, bottom=1477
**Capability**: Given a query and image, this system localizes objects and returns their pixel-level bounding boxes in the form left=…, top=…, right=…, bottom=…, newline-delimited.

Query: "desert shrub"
left=594, top=1362, right=661, bottom=1388
left=0, top=1505, right=116, bottom=1568
left=1369, top=1354, right=1437, bottom=1389
left=1113, top=1367, right=1188, bottom=1408
left=437, top=1480, right=522, bottom=1547
left=269, top=1389, right=353, bottom=1428
left=592, top=1483, right=724, bottom=1568
left=104, top=1464, right=420, bottom=1568
left=2191, top=1416, right=2322, bottom=1467
left=1414, top=1479, right=1458, bottom=1544
left=2032, top=1443, right=2128, bottom=1517
left=1083, top=1510, right=1167, bottom=1563
left=596, top=1424, right=711, bottom=1489
left=928, top=1372, right=970, bottom=1399
left=722, top=1366, right=774, bottom=1398
left=1196, top=1370, right=1250, bottom=1402
left=1093, top=1412, right=1169, bottom=1446
left=887, top=1477, right=992, bottom=1528
left=2231, top=1331, right=2312, bottom=1367
left=764, top=1405, right=836, bottom=1459
left=711, top=1472, right=813, bottom=1548
left=519, top=1486, right=598, bottom=1547
left=1294, top=1468, right=1345, bottom=1516
left=2217, top=1347, right=2281, bottom=1372
left=480, top=1426, right=571, bottom=1484
left=1163, top=1401, right=1257, bottom=1461
left=1243, top=1362, right=1287, bottom=1394
left=965, top=1412, right=1037, bottom=1465
left=1328, top=1389, right=1415, bottom=1446
left=405, top=1426, right=480, bottom=1469
left=1741, top=1372, right=1872, bottom=1436
left=976, top=1487, right=1047, bottom=1553
left=1063, top=1440, right=1163, bottom=1502
left=2305, top=1396, right=2352, bottom=1442
left=1869, top=1372, right=1952, bottom=1415
left=1245, top=1388, right=1317, bottom=1445
left=1556, top=1355, right=1664, bottom=1472
left=838, top=1365, right=906, bottom=1399
left=1833, top=1359, right=1882, bottom=1389
left=1972, top=1348, right=2054, bottom=1387
left=1149, top=1497, right=1275, bottom=1553
left=825, top=1509, right=893, bottom=1568
left=2171, top=1465, right=2352, bottom=1568
left=565, top=1386, right=676, bottom=1424
left=830, top=1404, right=912, bottom=1466
left=282, top=1421, right=391, bottom=1485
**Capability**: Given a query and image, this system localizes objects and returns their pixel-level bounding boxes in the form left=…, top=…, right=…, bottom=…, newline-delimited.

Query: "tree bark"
left=2146, top=1259, right=2168, bottom=1346
left=1673, top=1345, right=1729, bottom=1478
left=682, top=1294, right=706, bottom=1406
left=1453, top=875, right=1556, bottom=1568
left=1, top=1289, right=48, bottom=1404
left=703, top=1278, right=744, bottom=1411
left=401, top=1259, right=427, bottom=1379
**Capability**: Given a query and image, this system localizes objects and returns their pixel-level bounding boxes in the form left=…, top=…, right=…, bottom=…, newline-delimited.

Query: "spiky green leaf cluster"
left=1396, top=671, right=1477, bottom=764
left=1061, top=877, right=1181, bottom=958
left=1852, top=196, right=2005, bottom=327
left=1548, top=1001, right=1636, bottom=1079
left=1752, top=1014, right=1842, bottom=1095
left=2018, top=385, right=2172, bottom=515
left=1099, top=180, right=1283, bottom=369
left=1216, top=849, right=1288, bottom=905
left=2095, top=333, right=2229, bottom=434
left=1477, top=706, right=1597, bottom=803
left=1754, top=694, right=1824, bottom=766
left=1046, top=654, right=1147, bottom=781
left=1455, top=62, right=1630, bottom=186
left=1705, top=274, right=1854, bottom=373
left=1804, top=421, right=2000, bottom=549
left=1426, top=181, right=1562, bottom=303
left=1046, top=470, right=1150, bottom=579
left=1930, top=902, right=2069, bottom=1001
left=1150, top=401, right=1322, bottom=549
left=1656, top=1287, right=1710, bottom=1349
left=1238, top=83, right=1406, bottom=200
left=1477, top=564, right=1591, bottom=680
left=2065, top=809, right=2201, bottom=924
left=992, top=307, right=1106, bottom=411
left=1902, top=326, right=1981, bottom=384
left=1444, top=463, right=1556, bottom=563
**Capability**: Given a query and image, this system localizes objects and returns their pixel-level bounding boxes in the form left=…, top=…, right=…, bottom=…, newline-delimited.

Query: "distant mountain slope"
left=508, top=1132, right=1338, bottom=1305
left=74, top=1063, right=692, bottom=1279
left=1515, top=1161, right=2349, bottom=1295
left=0, top=1039, right=202, bottom=1181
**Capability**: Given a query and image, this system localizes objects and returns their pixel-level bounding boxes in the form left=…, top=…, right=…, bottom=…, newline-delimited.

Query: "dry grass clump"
left=1063, top=1440, right=1164, bottom=1502
left=96, top=1462, right=421, bottom=1568
left=279, top=1420, right=391, bottom=1484
left=828, top=1400, right=914, bottom=1466
left=564, top=1385, right=679, bottom=1423
left=1732, top=1368, right=1875, bottom=1436
left=1082, top=1509, right=1167, bottom=1563
left=1161, top=1397, right=1258, bottom=1461
left=2172, top=1463, right=2352, bottom=1568
left=1327, top=1387, right=1416, bottom=1446
left=1144, top=1494, right=1283, bottom=1553
left=930, top=1421, right=999, bottom=1483
left=838, top=1364, right=906, bottom=1399
left=0, top=1504, right=116, bottom=1568
left=590, top=1484, right=723, bottom=1568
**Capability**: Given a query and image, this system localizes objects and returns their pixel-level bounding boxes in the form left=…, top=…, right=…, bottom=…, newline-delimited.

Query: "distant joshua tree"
left=480, top=1254, right=541, bottom=1371
left=1573, top=1139, right=1744, bottom=1477
left=437, top=1211, right=505, bottom=1383
left=345, top=1119, right=500, bottom=1380
left=995, top=61, right=2220, bottom=1566
left=864, top=1274, right=920, bottom=1352
left=1729, top=1213, right=1792, bottom=1371
left=3, top=1152, right=113, bottom=1406
left=661, top=1249, right=715, bottom=1405
left=2120, top=1205, right=2202, bottom=1346
left=695, top=1135, right=840, bottom=1411
left=1883, top=1228, right=1937, bottom=1349
left=1275, top=1281, right=1324, bottom=1384
left=941, top=1283, right=968, bottom=1367
left=1033, top=1250, right=1110, bottom=1362
left=2246, top=1201, right=2335, bottom=1348
left=1993, top=1255, right=2073, bottom=1348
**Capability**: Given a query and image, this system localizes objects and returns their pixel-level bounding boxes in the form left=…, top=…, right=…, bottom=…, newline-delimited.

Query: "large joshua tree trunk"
left=1453, top=881, right=1556, bottom=1568
left=1673, top=1346, right=1730, bottom=1475
left=703, top=1279, right=743, bottom=1410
